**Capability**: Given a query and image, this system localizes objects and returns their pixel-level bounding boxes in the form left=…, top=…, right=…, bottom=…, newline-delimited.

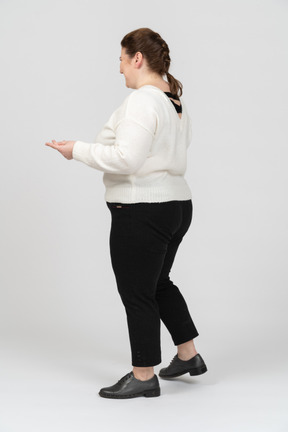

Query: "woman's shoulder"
left=128, top=86, right=161, bottom=101
left=120, top=88, right=161, bottom=114
left=125, top=86, right=173, bottom=113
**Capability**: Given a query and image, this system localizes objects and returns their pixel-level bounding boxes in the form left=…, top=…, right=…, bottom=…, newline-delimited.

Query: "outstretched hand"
left=45, top=140, right=76, bottom=160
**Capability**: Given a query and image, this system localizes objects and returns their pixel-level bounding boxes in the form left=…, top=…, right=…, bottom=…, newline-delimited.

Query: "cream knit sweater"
left=72, top=84, right=193, bottom=203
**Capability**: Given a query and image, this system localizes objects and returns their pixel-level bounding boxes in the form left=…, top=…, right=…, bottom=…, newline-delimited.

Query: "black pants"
left=106, top=199, right=199, bottom=367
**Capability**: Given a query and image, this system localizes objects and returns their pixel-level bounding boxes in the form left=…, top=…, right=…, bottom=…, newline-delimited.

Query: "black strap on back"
left=164, top=92, right=182, bottom=113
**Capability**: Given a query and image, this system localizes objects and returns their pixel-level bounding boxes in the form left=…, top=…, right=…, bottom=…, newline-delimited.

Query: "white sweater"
left=72, top=84, right=193, bottom=203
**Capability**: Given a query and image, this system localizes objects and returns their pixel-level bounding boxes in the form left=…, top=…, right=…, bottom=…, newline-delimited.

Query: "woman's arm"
left=45, top=119, right=155, bottom=175
left=45, top=91, right=157, bottom=173
left=71, top=119, right=154, bottom=174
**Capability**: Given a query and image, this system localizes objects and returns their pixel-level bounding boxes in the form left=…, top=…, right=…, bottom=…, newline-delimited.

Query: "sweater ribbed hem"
left=104, top=184, right=192, bottom=204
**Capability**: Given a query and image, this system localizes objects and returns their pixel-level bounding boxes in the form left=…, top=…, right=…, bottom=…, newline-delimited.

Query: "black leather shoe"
left=99, top=371, right=161, bottom=399
left=159, top=353, right=207, bottom=378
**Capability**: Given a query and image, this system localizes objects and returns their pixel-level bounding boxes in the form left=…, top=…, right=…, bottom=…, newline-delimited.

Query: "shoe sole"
left=99, top=387, right=161, bottom=399
left=159, top=365, right=208, bottom=379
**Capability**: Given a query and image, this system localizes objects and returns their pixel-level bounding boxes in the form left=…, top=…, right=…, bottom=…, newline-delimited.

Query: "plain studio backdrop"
left=0, top=0, right=287, bottom=431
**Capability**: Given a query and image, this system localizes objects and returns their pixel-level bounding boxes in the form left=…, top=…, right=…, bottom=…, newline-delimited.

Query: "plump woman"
left=45, top=27, right=207, bottom=399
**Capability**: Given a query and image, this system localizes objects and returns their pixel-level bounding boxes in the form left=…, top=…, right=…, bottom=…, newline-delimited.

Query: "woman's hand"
left=45, top=140, right=76, bottom=160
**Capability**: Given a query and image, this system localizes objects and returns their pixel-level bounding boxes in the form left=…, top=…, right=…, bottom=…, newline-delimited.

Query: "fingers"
left=51, top=139, right=66, bottom=146
left=45, top=141, right=58, bottom=149
left=45, top=140, right=66, bottom=149
left=54, top=140, right=66, bottom=146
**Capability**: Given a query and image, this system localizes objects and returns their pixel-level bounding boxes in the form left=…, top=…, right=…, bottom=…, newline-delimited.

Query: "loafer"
left=99, top=371, right=161, bottom=399
left=159, top=353, right=207, bottom=378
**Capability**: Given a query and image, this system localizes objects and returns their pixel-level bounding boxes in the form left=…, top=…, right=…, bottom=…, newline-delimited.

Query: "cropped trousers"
left=106, top=199, right=199, bottom=367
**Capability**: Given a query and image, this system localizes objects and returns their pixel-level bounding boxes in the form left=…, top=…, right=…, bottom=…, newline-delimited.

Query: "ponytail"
left=166, top=72, right=183, bottom=97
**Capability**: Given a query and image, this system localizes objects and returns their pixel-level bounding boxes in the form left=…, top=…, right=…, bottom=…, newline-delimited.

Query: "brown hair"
left=121, top=28, right=183, bottom=97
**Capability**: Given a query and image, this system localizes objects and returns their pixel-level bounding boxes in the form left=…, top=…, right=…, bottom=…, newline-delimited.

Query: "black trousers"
left=106, top=199, right=199, bottom=367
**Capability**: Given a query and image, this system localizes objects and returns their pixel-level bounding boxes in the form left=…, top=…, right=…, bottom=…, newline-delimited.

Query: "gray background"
left=0, top=0, right=287, bottom=431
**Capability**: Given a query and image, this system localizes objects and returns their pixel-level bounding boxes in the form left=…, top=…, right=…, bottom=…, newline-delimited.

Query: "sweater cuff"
left=72, top=140, right=91, bottom=162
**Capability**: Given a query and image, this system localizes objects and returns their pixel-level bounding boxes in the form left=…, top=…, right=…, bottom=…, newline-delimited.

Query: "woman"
left=45, top=27, right=207, bottom=399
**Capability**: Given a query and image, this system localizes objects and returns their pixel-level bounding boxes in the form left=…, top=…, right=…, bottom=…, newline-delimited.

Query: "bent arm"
left=72, top=118, right=154, bottom=175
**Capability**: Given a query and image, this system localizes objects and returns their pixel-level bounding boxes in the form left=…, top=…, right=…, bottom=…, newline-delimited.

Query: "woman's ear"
left=134, top=51, right=143, bottom=68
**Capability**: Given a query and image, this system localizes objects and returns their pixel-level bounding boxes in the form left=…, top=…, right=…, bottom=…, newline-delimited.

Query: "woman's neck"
left=137, top=76, right=170, bottom=93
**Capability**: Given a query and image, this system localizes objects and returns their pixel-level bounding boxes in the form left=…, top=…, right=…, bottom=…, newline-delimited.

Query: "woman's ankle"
left=177, top=339, right=198, bottom=361
left=133, top=366, right=154, bottom=381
